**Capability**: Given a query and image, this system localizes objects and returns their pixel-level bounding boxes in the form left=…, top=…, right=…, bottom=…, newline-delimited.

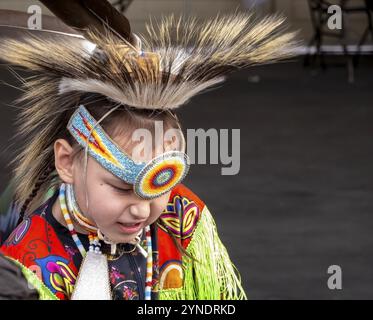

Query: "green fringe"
left=7, top=257, right=58, bottom=300
left=159, top=288, right=186, bottom=300
left=160, top=206, right=247, bottom=300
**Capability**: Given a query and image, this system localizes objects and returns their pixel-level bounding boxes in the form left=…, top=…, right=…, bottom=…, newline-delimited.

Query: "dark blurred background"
left=1, top=0, right=373, bottom=299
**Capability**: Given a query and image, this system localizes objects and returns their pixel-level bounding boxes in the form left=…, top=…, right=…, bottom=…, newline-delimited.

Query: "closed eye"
left=111, top=185, right=132, bottom=194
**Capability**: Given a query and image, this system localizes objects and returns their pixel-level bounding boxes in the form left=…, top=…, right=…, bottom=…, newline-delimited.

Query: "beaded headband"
left=67, top=105, right=190, bottom=199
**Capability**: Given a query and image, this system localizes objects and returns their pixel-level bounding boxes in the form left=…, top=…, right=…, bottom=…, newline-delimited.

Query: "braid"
left=18, top=163, right=55, bottom=223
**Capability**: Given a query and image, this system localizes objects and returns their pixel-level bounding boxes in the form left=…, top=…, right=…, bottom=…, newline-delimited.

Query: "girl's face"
left=66, top=135, right=174, bottom=244
left=72, top=158, right=171, bottom=244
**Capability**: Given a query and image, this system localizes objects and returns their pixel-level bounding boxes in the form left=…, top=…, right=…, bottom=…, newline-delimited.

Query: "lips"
left=117, top=222, right=143, bottom=234
left=122, top=223, right=139, bottom=227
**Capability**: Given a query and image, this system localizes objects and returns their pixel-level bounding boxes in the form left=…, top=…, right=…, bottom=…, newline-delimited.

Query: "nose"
left=129, top=201, right=151, bottom=221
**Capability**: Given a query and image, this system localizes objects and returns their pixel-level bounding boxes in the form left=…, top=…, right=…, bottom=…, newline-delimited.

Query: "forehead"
left=111, top=123, right=183, bottom=157
left=112, top=132, right=169, bottom=163
left=88, top=131, right=175, bottom=182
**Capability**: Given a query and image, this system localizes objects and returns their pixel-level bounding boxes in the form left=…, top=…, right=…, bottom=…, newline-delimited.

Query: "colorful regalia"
left=0, top=0, right=298, bottom=300
left=1, top=183, right=247, bottom=300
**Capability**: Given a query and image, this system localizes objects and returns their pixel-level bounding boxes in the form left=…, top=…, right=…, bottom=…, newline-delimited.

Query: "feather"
left=77, top=13, right=299, bottom=109
left=39, top=0, right=133, bottom=43
left=0, top=13, right=299, bottom=109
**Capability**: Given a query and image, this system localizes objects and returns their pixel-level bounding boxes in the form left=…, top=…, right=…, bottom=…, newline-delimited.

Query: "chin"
left=99, top=223, right=145, bottom=244
left=106, top=230, right=137, bottom=244
left=115, top=233, right=134, bottom=243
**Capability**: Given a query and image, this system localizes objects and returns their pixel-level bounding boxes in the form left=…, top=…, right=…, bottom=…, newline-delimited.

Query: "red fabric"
left=1, top=216, right=78, bottom=300
left=0, top=184, right=207, bottom=298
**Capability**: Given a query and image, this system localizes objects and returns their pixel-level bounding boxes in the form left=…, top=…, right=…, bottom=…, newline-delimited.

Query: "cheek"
left=75, top=182, right=128, bottom=225
left=148, top=192, right=171, bottom=223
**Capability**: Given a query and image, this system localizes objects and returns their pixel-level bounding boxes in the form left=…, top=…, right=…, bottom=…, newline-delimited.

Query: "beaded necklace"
left=58, top=183, right=153, bottom=300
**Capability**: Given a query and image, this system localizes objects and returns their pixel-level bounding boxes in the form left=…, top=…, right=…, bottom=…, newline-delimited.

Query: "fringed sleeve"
left=182, top=205, right=247, bottom=300
left=159, top=184, right=247, bottom=300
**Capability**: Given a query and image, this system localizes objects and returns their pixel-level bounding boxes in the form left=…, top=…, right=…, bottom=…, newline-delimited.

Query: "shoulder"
left=0, top=213, right=77, bottom=300
left=0, top=214, right=68, bottom=266
left=1, top=215, right=47, bottom=260
left=169, top=183, right=206, bottom=211
left=157, top=184, right=210, bottom=292
left=159, top=184, right=209, bottom=249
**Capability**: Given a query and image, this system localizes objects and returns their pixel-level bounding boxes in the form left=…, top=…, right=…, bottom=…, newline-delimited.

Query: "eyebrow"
left=104, top=176, right=132, bottom=188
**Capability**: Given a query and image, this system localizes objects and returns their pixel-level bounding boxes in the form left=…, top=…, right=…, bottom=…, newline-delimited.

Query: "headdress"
left=0, top=0, right=298, bottom=214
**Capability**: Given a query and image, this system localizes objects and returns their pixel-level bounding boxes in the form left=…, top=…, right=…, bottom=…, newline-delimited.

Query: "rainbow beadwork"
left=67, top=105, right=190, bottom=199
left=134, top=151, right=189, bottom=199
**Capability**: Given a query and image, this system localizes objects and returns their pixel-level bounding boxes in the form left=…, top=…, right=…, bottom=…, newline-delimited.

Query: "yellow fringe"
left=160, top=206, right=247, bottom=300
left=159, top=288, right=186, bottom=300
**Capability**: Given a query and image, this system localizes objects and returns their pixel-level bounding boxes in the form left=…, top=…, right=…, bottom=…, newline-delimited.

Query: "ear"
left=54, top=139, right=75, bottom=184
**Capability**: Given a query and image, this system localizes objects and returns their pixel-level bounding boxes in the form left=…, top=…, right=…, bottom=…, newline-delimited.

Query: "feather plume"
left=1, top=13, right=298, bottom=109
left=39, top=0, right=133, bottom=43
left=0, top=12, right=299, bottom=212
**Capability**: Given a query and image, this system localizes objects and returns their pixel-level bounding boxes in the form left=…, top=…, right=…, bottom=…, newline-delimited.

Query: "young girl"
left=0, top=0, right=297, bottom=300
